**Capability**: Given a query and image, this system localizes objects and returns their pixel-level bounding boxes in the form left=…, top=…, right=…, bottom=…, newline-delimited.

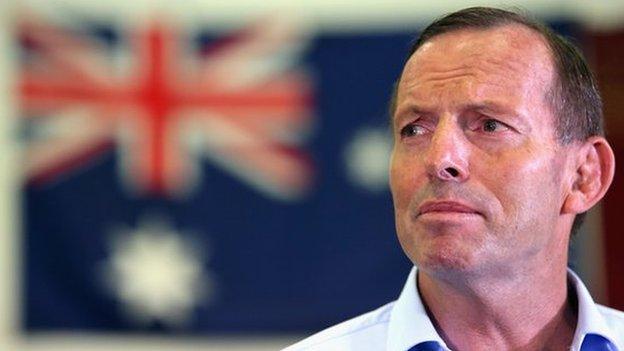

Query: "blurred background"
left=1, top=0, right=623, bottom=350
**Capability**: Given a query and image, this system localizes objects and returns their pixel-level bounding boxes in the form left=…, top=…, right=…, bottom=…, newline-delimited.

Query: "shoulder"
left=282, top=301, right=395, bottom=351
left=597, top=304, right=624, bottom=335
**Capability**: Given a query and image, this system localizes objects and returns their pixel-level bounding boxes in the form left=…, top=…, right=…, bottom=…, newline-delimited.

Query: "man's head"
left=389, top=7, right=615, bottom=277
left=390, top=7, right=605, bottom=234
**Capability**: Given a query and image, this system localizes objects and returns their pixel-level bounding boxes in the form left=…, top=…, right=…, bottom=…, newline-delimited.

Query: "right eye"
left=400, top=123, right=426, bottom=138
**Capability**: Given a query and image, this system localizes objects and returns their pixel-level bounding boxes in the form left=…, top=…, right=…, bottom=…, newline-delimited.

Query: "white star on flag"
left=101, top=217, right=213, bottom=328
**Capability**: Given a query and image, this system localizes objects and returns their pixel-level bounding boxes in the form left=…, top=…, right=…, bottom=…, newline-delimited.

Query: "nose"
left=424, top=119, right=469, bottom=182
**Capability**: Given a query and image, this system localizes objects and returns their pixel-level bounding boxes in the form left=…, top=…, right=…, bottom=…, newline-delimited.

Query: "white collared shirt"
left=283, top=267, right=624, bottom=350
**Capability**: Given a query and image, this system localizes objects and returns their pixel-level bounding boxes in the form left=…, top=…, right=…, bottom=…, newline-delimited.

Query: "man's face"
left=390, top=25, right=576, bottom=276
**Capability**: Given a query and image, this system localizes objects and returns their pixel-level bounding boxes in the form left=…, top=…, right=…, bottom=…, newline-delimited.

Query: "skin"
left=390, top=24, right=615, bottom=350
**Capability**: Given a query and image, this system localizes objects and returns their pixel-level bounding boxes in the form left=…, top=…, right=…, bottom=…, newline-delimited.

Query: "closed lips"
left=418, top=201, right=480, bottom=215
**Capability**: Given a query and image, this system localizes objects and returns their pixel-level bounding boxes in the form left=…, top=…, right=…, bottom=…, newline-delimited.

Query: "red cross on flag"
left=20, top=18, right=315, bottom=199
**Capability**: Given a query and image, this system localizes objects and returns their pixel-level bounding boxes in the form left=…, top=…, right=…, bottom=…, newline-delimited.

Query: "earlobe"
left=562, top=137, right=615, bottom=214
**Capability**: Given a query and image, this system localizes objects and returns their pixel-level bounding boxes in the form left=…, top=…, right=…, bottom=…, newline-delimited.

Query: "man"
left=284, top=6, right=624, bottom=351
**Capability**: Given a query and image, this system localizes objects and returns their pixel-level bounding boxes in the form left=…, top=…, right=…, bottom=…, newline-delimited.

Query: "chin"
left=398, top=217, right=488, bottom=271
left=417, top=248, right=476, bottom=273
left=404, top=232, right=483, bottom=275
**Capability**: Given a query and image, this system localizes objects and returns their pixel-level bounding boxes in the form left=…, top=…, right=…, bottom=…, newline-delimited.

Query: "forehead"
left=396, top=24, right=555, bottom=114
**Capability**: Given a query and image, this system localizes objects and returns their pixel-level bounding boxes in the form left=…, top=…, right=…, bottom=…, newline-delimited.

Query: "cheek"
left=389, top=153, right=423, bottom=210
left=482, top=149, right=561, bottom=217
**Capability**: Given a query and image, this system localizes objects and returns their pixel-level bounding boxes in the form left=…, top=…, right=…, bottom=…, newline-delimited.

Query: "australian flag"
left=15, top=2, right=581, bottom=341
left=19, top=9, right=411, bottom=336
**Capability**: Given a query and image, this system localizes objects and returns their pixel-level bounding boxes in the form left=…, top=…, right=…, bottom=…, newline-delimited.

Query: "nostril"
left=445, top=167, right=459, bottom=177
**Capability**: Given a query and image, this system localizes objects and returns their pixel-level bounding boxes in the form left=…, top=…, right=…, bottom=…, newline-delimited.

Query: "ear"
left=562, top=136, right=615, bottom=214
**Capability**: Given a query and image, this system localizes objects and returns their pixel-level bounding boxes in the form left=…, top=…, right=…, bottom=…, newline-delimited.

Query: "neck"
left=418, top=257, right=577, bottom=350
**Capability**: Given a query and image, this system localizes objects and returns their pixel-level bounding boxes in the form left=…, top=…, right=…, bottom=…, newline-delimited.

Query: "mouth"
left=417, top=200, right=481, bottom=217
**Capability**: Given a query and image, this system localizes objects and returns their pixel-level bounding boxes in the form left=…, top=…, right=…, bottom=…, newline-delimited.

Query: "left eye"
left=481, top=119, right=508, bottom=132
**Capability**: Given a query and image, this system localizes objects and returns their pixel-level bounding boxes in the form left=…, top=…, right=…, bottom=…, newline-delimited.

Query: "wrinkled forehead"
left=399, top=24, right=555, bottom=99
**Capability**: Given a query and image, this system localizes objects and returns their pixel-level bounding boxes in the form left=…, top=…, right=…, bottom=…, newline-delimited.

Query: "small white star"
left=101, top=217, right=213, bottom=328
left=344, top=127, right=392, bottom=192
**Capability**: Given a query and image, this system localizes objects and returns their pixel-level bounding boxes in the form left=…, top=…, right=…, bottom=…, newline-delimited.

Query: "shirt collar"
left=568, top=268, right=620, bottom=350
left=386, top=266, right=618, bottom=351
left=386, top=266, right=449, bottom=351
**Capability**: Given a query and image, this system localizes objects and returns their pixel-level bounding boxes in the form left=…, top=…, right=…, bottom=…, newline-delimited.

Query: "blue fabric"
left=408, top=341, right=445, bottom=351
left=581, top=334, right=618, bottom=351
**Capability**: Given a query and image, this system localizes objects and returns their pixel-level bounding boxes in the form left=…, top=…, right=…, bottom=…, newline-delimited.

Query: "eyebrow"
left=392, top=100, right=525, bottom=130
left=392, top=105, right=431, bottom=129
